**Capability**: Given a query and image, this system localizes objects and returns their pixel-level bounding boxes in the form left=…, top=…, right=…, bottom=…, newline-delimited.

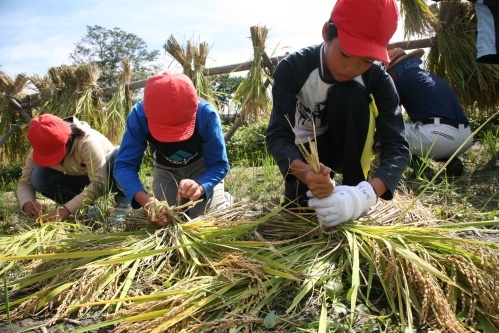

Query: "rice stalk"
left=427, top=1, right=499, bottom=114
left=284, top=114, right=320, bottom=173
left=103, top=58, right=132, bottom=144
left=163, top=35, right=192, bottom=77
left=0, top=195, right=498, bottom=332
left=0, top=73, right=31, bottom=163
left=231, top=25, right=272, bottom=123
left=400, top=0, right=439, bottom=38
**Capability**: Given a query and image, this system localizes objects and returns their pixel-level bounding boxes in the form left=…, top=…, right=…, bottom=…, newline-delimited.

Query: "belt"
left=422, top=117, right=468, bottom=129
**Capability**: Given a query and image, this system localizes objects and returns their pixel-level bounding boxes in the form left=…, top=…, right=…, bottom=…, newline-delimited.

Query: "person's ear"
left=322, top=21, right=329, bottom=41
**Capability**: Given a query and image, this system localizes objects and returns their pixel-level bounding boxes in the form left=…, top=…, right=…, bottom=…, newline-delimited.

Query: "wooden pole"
left=2, top=37, right=437, bottom=149
left=27, top=38, right=437, bottom=99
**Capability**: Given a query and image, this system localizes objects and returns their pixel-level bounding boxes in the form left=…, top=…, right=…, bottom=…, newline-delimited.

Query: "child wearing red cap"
left=266, top=0, right=410, bottom=227
left=113, top=72, right=231, bottom=228
left=17, top=114, right=127, bottom=221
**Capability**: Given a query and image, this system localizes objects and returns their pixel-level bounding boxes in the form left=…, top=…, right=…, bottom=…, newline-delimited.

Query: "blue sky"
left=0, top=0, right=406, bottom=79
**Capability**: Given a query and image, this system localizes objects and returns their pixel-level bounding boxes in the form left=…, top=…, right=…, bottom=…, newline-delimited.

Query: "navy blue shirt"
left=393, top=68, right=469, bottom=125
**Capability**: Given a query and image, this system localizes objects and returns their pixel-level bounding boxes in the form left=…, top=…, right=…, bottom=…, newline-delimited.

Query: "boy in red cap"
left=266, top=0, right=410, bottom=227
left=17, top=114, right=127, bottom=221
left=113, top=72, right=231, bottom=228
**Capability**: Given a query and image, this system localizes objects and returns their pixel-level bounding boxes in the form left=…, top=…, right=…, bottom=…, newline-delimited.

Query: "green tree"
left=211, top=74, right=244, bottom=120
left=70, top=25, right=160, bottom=88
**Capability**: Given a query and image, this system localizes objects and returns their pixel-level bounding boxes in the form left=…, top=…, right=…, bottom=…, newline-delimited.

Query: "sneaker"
left=224, top=192, right=234, bottom=206
left=112, top=203, right=131, bottom=224
left=445, top=157, right=464, bottom=177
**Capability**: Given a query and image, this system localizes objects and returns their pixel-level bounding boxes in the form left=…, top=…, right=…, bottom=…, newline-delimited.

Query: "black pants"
left=284, top=81, right=371, bottom=207
left=30, top=148, right=125, bottom=205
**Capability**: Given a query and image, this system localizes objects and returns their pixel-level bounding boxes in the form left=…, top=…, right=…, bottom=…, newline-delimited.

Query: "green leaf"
left=264, top=310, right=277, bottom=328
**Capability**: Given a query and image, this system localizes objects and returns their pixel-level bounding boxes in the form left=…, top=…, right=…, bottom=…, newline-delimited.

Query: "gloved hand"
left=307, top=181, right=377, bottom=227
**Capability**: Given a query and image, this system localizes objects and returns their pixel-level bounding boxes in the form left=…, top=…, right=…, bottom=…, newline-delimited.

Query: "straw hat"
left=386, top=48, right=425, bottom=69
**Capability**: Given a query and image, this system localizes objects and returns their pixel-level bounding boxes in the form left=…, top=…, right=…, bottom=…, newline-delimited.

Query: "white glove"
left=307, top=181, right=377, bottom=227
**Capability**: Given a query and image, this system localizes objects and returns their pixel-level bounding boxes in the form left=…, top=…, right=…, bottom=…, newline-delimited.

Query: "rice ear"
left=284, top=115, right=321, bottom=173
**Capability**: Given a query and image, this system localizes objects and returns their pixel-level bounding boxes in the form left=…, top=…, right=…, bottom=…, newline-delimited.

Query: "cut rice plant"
left=32, top=64, right=103, bottom=127
left=164, top=34, right=193, bottom=77
left=145, top=199, right=203, bottom=225
left=103, top=58, right=132, bottom=144
left=0, top=73, right=31, bottom=164
left=0, top=191, right=497, bottom=332
left=164, top=35, right=215, bottom=105
left=427, top=1, right=499, bottom=114
left=284, top=114, right=320, bottom=173
left=231, top=25, right=273, bottom=123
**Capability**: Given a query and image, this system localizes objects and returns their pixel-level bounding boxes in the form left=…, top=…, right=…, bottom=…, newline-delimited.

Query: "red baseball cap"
left=28, top=114, right=71, bottom=166
left=331, top=0, right=399, bottom=62
left=143, top=72, right=198, bottom=142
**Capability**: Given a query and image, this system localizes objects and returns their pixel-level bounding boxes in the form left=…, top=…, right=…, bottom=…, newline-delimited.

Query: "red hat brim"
left=148, top=114, right=197, bottom=143
left=32, top=144, right=66, bottom=166
left=338, top=29, right=390, bottom=63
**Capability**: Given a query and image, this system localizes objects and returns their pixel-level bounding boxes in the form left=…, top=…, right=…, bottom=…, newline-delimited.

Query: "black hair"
left=69, top=123, right=84, bottom=138
left=326, top=21, right=339, bottom=41
left=64, top=116, right=84, bottom=138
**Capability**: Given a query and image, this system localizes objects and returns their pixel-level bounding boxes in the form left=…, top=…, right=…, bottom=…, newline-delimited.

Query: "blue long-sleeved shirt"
left=114, top=99, right=229, bottom=208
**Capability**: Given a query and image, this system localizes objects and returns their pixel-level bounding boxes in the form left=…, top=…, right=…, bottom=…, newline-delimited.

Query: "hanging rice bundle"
left=191, top=40, right=215, bottom=104
left=164, top=35, right=193, bottom=78
left=73, top=63, right=103, bottom=127
left=29, top=74, right=56, bottom=101
left=0, top=190, right=497, bottom=332
left=33, top=64, right=103, bottom=127
left=400, top=0, right=439, bottom=38
left=231, top=25, right=272, bottom=123
left=0, top=73, right=31, bottom=163
left=164, top=35, right=215, bottom=104
left=37, top=66, right=79, bottom=119
left=427, top=1, right=499, bottom=114
left=104, top=58, right=133, bottom=144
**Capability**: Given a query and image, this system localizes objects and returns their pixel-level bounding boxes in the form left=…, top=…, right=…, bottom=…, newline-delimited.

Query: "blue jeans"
left=30, top=148, right=126, bottom=205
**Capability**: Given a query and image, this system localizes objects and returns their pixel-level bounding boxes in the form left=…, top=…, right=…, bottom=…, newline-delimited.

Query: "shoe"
left=224, top=192, right=234, bottom=206
left=445, top=157, right=464, bottom=177
left=112, top=203, right=131, bottom=224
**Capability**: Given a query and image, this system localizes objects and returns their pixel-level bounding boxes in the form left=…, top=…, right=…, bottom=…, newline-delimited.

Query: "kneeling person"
left=114, top=72, right=231, bottom=228
left=17, top=114, right=127, bottom=221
